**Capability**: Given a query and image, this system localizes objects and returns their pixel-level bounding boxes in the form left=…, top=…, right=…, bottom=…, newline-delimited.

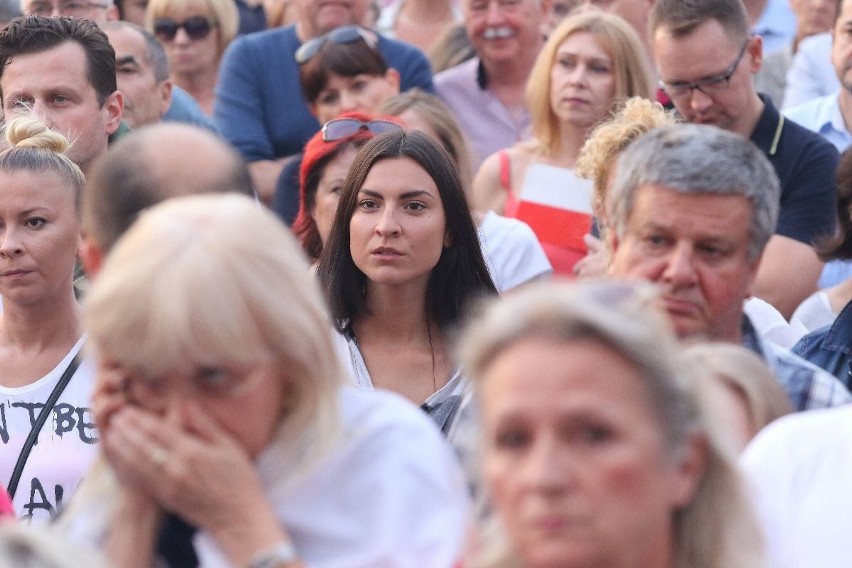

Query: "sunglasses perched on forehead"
left=153, top=16, right=218, bottom=42
left=321, top=118, right=403, bottom=142
left=295, top=25, right=378, bottom=65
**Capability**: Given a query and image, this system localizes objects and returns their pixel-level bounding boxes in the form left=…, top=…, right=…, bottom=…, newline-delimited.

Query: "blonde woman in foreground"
left=61, top=194, right=468, bottom=568
left=459, top=280, right=766, bottom=568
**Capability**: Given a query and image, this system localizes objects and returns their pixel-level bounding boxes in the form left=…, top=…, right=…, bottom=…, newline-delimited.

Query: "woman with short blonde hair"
left=461, top=281, right=766, bottom=568
left=471, top=11, right=654, bottom=275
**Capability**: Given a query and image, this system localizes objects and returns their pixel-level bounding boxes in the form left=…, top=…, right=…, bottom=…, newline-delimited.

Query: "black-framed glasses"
left=28, top=0, right=109, bottom=16
left=661, top=39, right=750, bottom=100
left=153, top=16, right=217, bottom=42
left=321, top=118, right=403, bottom=142
left=295, top=25, right=378, bottom=65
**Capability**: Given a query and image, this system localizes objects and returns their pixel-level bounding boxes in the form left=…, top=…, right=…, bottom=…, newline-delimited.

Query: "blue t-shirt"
left=214, top=25, right=434, bottom=163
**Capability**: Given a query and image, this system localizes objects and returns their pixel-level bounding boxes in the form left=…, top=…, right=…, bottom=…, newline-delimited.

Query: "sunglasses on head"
left=295, top=25, right=378, bottom=65
left=321, top=118, right=403, bottom=142
left=153, top=16, right=217, bottom=42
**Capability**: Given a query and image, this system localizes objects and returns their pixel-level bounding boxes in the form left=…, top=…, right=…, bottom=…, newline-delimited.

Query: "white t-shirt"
left=740, top=406, right=852, bottom=568
left=791, top=290, right=837, bottom=332
left=64, top=386, right=470, bottom=568
left=477, top=211, right=552, bottom=292
left=0, top=336, right=97, bottom=523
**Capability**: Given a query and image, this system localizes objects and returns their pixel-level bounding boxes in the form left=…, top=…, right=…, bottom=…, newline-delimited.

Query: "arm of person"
left=249, top=157, right=294, bottom=206
left=471, top=151, right=508, bottom=214
left=753, top=235, right=823, bottom=319
left=101, top=402, right=304, bottom=568
left=215, top=38, right=277, bottom=189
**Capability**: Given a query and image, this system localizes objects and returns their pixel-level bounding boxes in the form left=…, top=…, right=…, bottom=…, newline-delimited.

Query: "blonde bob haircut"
left=684, top=342, right=793, bottom=442
left=460, top=280, right=765, bottom=568
left=525, top=10, right=655, bottom=157
left=85, top=194, right=341, bottom=465
left=145, top=0, right=239, bottom=57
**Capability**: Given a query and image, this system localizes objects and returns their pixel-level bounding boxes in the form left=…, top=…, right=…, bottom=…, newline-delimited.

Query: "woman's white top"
left=743, top=296, right=807, bottom=349
left=63, top=386, right=469, bottom=568
left=791, top=290, right=838, bottom=332
left=0, top=336, right=97, bottom=523
left=477, top=211, right=552, bottom=292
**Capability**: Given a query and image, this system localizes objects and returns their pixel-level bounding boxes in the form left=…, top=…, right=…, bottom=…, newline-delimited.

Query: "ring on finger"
left=150, top=445, right=169, bottom=466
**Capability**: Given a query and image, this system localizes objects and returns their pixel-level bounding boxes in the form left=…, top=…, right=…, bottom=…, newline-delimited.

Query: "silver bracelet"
left=247, top=542, right=299, bottom=568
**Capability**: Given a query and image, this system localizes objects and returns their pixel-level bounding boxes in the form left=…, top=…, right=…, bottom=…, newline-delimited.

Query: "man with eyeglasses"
left=435, top=0, right=549, bottom=169
left=21, top=0, right=118, bottom=21
left=214, top=0, right=434, bottom=204
left=651, top=0, right=839, bottom=321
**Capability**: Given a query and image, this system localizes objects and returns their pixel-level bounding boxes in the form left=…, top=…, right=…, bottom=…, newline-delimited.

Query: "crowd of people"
left=0, top=0, right=850, bottom=567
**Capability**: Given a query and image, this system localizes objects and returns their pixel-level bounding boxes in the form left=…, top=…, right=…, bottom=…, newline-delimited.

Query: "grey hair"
left=102, top=20, right=170, bottom=83
left=607, top=124, right=779, bottom=260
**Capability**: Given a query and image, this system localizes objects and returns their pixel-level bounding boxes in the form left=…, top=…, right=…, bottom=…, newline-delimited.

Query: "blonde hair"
left=460, top=281, right=766, bottom=568
left=378, top=89, right=475, bottom=193
left=0, top=115, right=85, bottom=216
left=685, top=342, right=793, bottom=443
left=85, top=194, right=341, bottom=466
left=576, top=97, right=678, bottom=218
left=145, top=0, right=239, bottom=57
left=0, top=524, right=109, bottom=568
left=526, top=11, right=654, bottom=157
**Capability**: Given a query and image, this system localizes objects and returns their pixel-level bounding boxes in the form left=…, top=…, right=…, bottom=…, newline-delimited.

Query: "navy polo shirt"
left=750, top=95, right=838, bottom=245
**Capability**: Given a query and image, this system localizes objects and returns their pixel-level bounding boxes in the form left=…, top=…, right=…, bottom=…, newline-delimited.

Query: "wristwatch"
left=247, top=542, right=299, bottom=568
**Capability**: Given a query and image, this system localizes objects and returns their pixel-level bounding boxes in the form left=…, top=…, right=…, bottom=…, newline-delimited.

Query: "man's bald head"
left=83, top=122, right=255, bottom=256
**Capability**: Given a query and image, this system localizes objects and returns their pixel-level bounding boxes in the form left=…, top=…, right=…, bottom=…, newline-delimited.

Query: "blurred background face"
left=792, top=0, right=838, bottom=40
left=153, top=4, right=221, bottom=76
left=313, top=145, right=359, bottom=246
left=107, top=26, right=170, bottom=128
left=480, top=338, right=694, bottom=568
left=311, top=70, right=399, bottom=124
left=832, top=0, right=852, bottom=90
left=463, top=0, right=549, bottom=66
left=294, top=0, right=371, bottom=37
left=549, top=31, right=616, bottom=129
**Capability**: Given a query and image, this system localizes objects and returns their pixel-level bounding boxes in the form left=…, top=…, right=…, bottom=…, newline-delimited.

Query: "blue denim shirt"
left=743, top=316, right=852, bottom=410
left=793, top=301, right=852, bottom=388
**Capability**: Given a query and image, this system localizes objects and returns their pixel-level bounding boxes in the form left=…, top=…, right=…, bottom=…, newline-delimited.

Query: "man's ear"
left=79, top=233, right=105, bottom=279
left=747, top=34, right=763, bottom=73
left=385, top=68, right=401, bottom=95
left=668, top=433, right=709, bottom=509
left=159, top=79, right=173, bottom=118
left=103, top=90, right=124, bottom=136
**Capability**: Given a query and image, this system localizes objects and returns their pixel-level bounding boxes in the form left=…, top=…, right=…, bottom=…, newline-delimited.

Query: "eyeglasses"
left=321, top=118, right=403, bottom=142
left=661, top=40, right=750, bottom=100
left=153, top=16, right=218, bottom=42
left=122, top=363, right=266, bottom=406
left=295, top=25, right=378, bottom=65
left=28, top=0, right=109, bottom=16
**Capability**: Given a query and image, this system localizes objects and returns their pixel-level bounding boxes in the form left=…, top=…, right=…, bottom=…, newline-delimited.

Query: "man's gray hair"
left=607, top=123, right=779, bottom=260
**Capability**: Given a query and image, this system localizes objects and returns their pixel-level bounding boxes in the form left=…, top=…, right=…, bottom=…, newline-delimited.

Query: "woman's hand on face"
left=103, top=401, right=288, bottom=567
left=91, top=362, right=130, bottom=433
left=573, top=233, right=609, bottom=280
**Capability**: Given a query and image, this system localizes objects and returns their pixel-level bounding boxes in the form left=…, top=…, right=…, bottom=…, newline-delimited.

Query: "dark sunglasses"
left=153, top=16, right=217, bottom=42
left=295, top=25, right=378, bottom=65
left=321, top=118, right=403, bottom=142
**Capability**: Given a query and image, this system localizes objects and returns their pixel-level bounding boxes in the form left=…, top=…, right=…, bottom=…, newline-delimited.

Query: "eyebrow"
left=116, top=55, right=140, bottom=66
left=359, top=189, right=436, bottom=200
